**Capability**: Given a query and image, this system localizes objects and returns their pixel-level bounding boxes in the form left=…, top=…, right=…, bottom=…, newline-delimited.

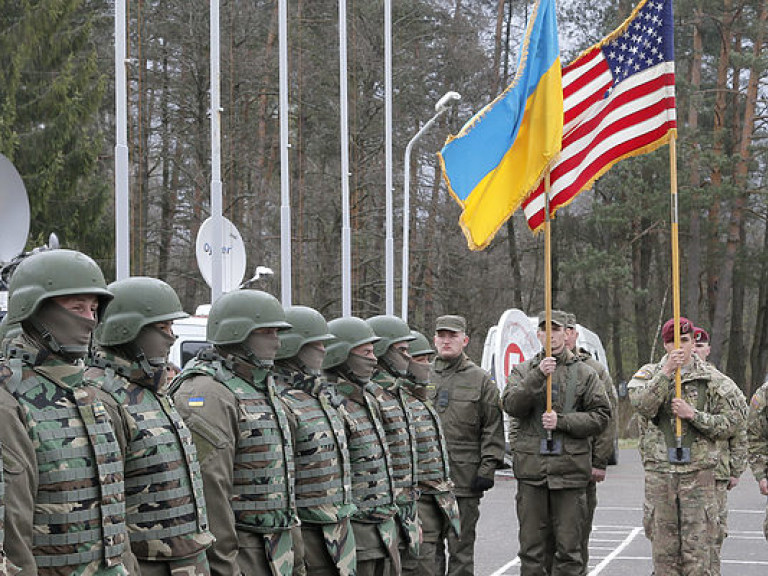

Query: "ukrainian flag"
left=439, top=0, right=562, bottom=250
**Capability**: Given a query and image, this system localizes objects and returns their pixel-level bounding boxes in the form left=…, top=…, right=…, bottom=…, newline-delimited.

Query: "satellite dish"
left=195, top=216, right=247, bottom=293
left=0, top=154, right=30, bottom=262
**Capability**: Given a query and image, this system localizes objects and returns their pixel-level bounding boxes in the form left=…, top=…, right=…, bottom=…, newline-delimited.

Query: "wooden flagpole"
left=544, top=172, right=554, bottom=450
left=669, top=133, right=685, bottom=461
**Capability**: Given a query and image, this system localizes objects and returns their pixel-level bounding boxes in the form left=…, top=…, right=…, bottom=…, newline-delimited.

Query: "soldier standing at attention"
left=564, top=313, right=617, bottom=575
left=692, top=326, right=747, bottom=576
left=628, top=317, right=744, bottom=576
left=747, top=376, right=768, bottom=541
left=272, top=306, right=357, bottom=576
left=322, top=317, right=400, bottom=576
left=430, top=314, right=505, bottom=576
left=502, top=310, right=610, bottom=576
left=0, top=249, right=132, bottom=574
left=366, top=315, right=421, bottom=571
left=86, top=277, right=214, bottom=575
left=172, top=290, right=298, bottom=576
left=403, top=330, right=460, bottom=576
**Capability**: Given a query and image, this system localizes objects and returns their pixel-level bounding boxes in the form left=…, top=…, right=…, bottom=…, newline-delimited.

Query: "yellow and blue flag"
left=439, top=0, right=563, bottom=250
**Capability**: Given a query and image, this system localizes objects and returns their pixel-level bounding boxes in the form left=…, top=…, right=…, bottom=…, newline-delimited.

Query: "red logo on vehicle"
left=504, top=343, right=525, bottom=377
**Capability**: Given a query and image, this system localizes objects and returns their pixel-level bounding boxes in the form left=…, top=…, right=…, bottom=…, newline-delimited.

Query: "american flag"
left=522, top=0, right=676, bottom=231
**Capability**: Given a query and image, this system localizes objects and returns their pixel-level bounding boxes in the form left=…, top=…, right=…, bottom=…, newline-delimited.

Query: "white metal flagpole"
left=115, top=0, right=130, bottom=280
left=210, top=0, right=223, bottom=302
left=384, top=0, right=394, bottom=315
left=279, top=0, right=292, bottom=306
left=339, top=0, right=352, bottom=316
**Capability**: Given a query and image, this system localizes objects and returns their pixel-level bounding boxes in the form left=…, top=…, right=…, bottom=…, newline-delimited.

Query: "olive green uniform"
left=747, top=382, right=768, bottom=540
left=0, top=442, right=20, bottom=575
left=628, top=354, right=744, bottom=576
left=575, top=348, right=617, bottom=575
left=86, top=351, right=214, bottom=576
left=0, top=335, right=135, bottom=575
left=173, top=351, right=298, bottom=576
left=503, top=348, right=610, bottom=576
left=430, top=353, right=505, bottom=576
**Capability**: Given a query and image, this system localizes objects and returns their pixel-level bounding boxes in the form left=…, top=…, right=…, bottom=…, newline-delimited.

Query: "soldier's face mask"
left=33, top=299, right=96, bottom=359
left=297, top=342, right=325, bottom=373
left=246, top=330, right=281, bottom=364
left=407, top=358, right=430, bottom=385
left=382, top=345, right=410, bottom=377
left=345, top=352, right=378, bottom=381
left=135, top=325, right=176, bottom=366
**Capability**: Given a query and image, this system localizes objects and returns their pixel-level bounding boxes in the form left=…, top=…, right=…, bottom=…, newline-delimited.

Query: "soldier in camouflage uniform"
left=628, top=317, right=744, bottom=576
left=365, top=315, right=421, bottom=571
left=747, top=378, right=768, bottom=541
left=692, top=327, right=748, bottom=576
left=564, top=313, right=617, bottom=575
left=430, top=315, right=505, bottom=576
left=172, top=290, right=298, bottom=576
left=503, top=310, right=610, bottom=576
left=0, top=249, right=133, bottom=575
left=272, top=306, right=357, bottom=576
left=85, top=277, right=214, bottom=575
left=403, top=330, right=460, bottom=576
left=323, top=317, right=400, bottom=576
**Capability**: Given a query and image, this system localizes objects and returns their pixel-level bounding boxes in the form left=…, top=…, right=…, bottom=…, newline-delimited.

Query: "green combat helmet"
left=276, top=305, right=333, bottom=360
left=95, top=277, right=188, bottom=346
left=323, top=316, right=380, bottom=369
left=408, top=330, right=435, bottom=358
left=206, top=289, right=290, bottom=345
left=366, top=315, right=415, bottom=358
left=5, top=249, right=113, bottom=324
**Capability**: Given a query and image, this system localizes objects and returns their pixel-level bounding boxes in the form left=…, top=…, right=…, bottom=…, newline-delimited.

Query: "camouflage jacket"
left=748, top=382, right=768, bottom=482
left=325, top=372, right=398, bottom=524
left=704, top=363, right=748, bottom=481
left=575, top=348, right=618, bottom=470
left=503, top=349, right=610, bottom=489
left=172, top=351, right=297, bottom=576
left=0, top=334, right=130, bottom=575
left=429, top=353, right=505, bottom=496
left=85, top=350, right=214, bottom=562
left=628, top=354, right=745, bottom=474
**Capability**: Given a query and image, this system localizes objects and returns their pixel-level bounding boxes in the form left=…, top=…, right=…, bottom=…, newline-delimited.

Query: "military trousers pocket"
left=643, top=501, right=655, bottom=541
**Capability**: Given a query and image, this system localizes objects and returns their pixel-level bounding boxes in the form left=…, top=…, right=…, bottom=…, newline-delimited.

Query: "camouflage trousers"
left=297, top=521, right=357, bottom=576
left=643, top=469, right=717, bottom=576
left=710, top=479, right=730, bottom=576
left=402, top=496, right=450, bottom=576
left=137, top=551, right=211, bottom=576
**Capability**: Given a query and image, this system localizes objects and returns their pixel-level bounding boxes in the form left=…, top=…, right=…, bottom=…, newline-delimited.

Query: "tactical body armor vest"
left=332, top=378, right=397, bottom=522
left=370, top=375, right=418, bottom=500
left=6, top=348, right=127, bottom=574
left=87, top=355, right=213, bottom=560
left=273, top=367, right=355, bottom=524
left=174, top=354, right=297, bottom=532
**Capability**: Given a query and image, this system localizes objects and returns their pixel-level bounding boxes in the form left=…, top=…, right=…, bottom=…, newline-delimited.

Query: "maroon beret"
left=661, top=317, right=693, bottom=344
left=693, top=327, right=710, bottom=344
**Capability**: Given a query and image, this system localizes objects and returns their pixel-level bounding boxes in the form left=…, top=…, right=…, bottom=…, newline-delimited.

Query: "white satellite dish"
left=0, top=154, right=30, bottom=262
left=195, top=216, right=247, bottom=293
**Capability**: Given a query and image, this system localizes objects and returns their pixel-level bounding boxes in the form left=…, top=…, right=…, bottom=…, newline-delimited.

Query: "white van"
left=169, top=304, right=211, bottom=370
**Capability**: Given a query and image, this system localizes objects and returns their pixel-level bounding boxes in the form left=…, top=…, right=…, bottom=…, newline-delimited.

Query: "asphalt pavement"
left=474, top=447, right=768, bottom=575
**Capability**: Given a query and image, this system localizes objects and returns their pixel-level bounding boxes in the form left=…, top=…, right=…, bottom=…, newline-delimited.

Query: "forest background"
left=1, top=0, right=766, bottom=402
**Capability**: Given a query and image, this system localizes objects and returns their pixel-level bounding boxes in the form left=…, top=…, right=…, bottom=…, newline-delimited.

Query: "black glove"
left=470, top=475, right=495, bottom=492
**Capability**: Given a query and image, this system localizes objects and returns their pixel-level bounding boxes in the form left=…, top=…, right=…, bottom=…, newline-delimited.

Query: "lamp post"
left=401, top=91, right=461, bottom=321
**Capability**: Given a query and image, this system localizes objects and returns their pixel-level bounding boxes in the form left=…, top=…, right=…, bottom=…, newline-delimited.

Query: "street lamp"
left=401, top=91, right=461, bottom=322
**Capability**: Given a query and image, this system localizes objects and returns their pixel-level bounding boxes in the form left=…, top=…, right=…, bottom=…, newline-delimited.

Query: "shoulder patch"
left=751, top=393, right=766, bottom=411
left=632, top=367, right=653, bottom=381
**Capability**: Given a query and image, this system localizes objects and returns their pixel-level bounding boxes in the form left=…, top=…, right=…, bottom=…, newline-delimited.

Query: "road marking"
left=488, top=556, right=520, bottom=576
left=587, top=526, right=643, bottom=575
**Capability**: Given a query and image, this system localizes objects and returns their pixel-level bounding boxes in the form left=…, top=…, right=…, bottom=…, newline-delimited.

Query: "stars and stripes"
left=522, top=0, right=676, bottom=231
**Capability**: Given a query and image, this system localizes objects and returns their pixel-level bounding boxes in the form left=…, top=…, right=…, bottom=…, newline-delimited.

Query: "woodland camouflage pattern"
left=0, top=335, right=129, bottom=575
left=85, top=350, right=214, bottom=564
left=273, top=362, right=357, bottom=576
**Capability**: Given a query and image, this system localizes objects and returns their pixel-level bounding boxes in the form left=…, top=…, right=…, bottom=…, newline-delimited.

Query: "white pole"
left=210, top=0, right=223, bottom=302
left=384, top=0, right=394, bottom=315
left=279, top=0, right=292, bottom=306
left=401, top=91, right=460, bottom=321
left=339, top=0, right=352, bottom=316
left=115, top=0, right=130, bottom=280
